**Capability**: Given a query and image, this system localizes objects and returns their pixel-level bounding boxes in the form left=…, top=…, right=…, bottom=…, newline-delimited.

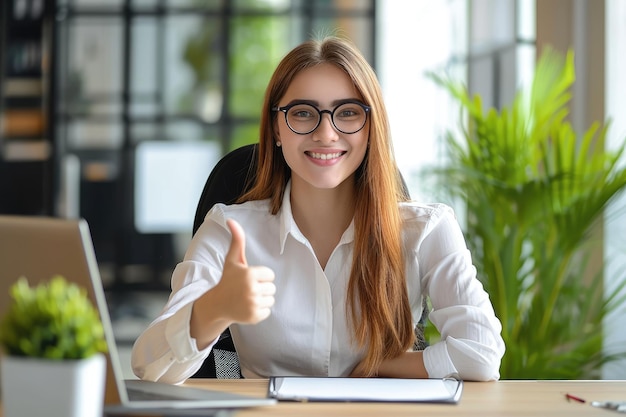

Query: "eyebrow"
left=283, top=98, right=363, bottom=107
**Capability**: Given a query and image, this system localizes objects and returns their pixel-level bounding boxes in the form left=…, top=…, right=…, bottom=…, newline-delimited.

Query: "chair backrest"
left=193, top=143, right=258, bottom=236
left=190, top=143, right=426, bottom=378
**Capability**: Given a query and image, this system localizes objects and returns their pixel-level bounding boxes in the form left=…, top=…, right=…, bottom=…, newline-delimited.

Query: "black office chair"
left=190, top=143, right=428, bottom=378
left=190, top=144, right=257, bottom=378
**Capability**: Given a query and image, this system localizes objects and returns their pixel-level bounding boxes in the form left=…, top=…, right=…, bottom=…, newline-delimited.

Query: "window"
left=54, top=0, right=376, bottom=287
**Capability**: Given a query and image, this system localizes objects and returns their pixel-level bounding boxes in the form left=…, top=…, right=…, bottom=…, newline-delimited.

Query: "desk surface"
left=184, top=379, right=626, bottom=416
left=1, top=379, right=624, bottom=416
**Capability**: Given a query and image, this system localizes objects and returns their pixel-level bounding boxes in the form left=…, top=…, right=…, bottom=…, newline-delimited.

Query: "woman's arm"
left=417, top=206, right=505, bottom=381
left=377, top=351, right=428, bottom=378
left=132, top=217, right=275, bottom=384
left=131, top=266, right=217, bottom=384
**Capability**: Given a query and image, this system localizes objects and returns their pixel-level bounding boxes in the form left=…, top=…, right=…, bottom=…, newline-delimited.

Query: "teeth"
left=308, top=152, right=343, bottom=160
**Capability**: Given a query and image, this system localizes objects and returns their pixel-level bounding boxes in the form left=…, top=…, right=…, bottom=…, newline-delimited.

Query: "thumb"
left=225, top=219, right=247, bottom=265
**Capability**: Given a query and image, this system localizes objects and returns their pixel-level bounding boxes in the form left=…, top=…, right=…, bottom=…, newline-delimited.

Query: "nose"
left=312, top=111, right=339, bottom=142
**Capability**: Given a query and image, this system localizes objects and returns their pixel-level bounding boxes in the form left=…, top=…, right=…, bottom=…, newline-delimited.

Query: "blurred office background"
left=1, top=0, right=625, bottom=379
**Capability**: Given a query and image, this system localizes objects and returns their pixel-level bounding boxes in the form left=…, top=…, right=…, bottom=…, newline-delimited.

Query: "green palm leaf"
left=426, top=47, right=626, bottom=379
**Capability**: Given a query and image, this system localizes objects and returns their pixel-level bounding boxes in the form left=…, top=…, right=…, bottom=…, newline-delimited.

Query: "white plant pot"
left=1, top=353, right=106, bottom=417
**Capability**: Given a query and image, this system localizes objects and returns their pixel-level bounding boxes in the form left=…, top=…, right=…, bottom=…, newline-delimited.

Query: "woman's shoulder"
left=398, top=201, right=461, bottom=238
left=203, top=200, right=277, bottom=237
left=205, top=199, right=274, bottom=226
left=398, top=201, right=455, bottom=222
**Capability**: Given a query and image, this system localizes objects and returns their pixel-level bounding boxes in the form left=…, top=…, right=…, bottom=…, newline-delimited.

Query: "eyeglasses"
left=272, top=100, right=370, bottom=135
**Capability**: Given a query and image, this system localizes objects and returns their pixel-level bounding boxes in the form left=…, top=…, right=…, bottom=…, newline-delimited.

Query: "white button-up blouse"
left=131, top=183, right=505, bottom=384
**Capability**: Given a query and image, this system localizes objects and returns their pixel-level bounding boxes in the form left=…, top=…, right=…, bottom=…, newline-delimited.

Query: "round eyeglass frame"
left=272, top=100, right=371, bottom=135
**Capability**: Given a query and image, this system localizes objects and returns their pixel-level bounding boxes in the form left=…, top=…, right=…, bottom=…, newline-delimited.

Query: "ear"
left=272, top=117, right=280, bottom=139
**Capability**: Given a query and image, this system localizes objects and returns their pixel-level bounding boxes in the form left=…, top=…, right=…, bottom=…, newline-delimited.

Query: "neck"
left=289, top=177, right=356, bottom=267
left=291, top=177, right=355, bottom=227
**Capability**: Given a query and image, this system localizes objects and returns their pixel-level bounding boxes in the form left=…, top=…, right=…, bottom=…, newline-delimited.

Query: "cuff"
left=423, top=339, right=459, bottom=379
left=165, top=303, right=214, bottom=362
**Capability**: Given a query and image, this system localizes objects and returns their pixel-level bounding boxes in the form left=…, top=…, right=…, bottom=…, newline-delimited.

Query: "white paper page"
left=269, top=377, right=462, bottom=403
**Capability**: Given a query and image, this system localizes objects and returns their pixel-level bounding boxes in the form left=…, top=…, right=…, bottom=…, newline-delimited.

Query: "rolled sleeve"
left=132, top=259, right=225, bottom=384
left=136, top=303, right=217, bottom=384
left=165, top=303, right=211, bottom=363
left=423, top=342, right=458, bottom=379
left=409, top=203, right=505, bottom=381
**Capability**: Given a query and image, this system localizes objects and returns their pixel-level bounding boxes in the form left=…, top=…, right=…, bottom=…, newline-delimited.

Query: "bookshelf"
left=0, top=0, right=56, bottom=215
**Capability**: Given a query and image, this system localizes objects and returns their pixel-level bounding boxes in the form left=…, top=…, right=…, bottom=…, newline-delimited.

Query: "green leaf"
left=426, top=47, right=626, bottom=379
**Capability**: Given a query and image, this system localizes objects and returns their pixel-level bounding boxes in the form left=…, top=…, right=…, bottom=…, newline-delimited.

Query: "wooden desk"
left=1, top=379, right=624, bottom=416
left=184, top=379, right=626, bottom=416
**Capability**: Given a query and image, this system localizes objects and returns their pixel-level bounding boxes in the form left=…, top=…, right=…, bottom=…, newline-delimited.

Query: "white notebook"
left=268, top=377, right=463, bottom=403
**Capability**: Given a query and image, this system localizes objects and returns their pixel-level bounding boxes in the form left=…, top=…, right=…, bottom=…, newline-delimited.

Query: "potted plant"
left=425, top=47, right=626, bottom=379
left=0, top=275, right=108, bottom=417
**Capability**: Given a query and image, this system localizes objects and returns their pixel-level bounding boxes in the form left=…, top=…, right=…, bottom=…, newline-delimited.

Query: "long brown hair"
left=240, top=36, right=413, bottom=376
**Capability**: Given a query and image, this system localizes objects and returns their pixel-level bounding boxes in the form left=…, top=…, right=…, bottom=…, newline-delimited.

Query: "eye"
left=292, top=109, right=314, bottom=118
left=289, top=104, right=318, bottom=120
left=337, top=109, right=358, bottom=117
left=335, top=104, right=364, bottom=119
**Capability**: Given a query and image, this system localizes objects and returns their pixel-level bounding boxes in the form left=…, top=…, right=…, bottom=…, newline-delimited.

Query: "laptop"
left=0, top=215, right=276, bottom=414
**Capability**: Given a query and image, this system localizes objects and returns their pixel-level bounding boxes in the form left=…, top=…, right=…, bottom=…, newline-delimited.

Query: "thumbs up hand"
left=215, top=219, right=276, bottom=324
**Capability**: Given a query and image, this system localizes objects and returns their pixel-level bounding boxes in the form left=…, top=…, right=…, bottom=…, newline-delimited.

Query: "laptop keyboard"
left=127, top=387, right=190, bottom=402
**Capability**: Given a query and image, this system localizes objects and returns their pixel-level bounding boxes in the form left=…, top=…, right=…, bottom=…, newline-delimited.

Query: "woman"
left=131, top=36, right=505, bottom=384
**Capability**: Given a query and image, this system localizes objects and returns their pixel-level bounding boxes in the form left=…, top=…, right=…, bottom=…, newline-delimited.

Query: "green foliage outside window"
left=181, top=1, right=289, bottom=151
left=229, top=15, right=289, bottom=149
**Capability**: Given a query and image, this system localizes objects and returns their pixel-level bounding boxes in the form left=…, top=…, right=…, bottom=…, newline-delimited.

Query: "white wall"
left=603, top=0, right=626, bottom=380
left=377, top=0, right=467, bottom=204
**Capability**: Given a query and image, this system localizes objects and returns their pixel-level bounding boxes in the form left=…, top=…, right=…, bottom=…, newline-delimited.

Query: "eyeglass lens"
left=285, top=102, right=367, bottom=134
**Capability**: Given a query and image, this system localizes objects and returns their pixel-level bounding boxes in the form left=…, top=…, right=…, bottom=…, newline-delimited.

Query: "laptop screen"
left=0, top=215, right=125, bottom=405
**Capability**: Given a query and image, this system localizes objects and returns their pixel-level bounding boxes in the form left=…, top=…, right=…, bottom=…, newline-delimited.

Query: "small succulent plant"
left=0, top=276, right=107, bottom=359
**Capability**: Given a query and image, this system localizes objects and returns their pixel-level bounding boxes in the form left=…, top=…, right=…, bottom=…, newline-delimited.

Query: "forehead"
left=282, top=63, right=361, bottom=104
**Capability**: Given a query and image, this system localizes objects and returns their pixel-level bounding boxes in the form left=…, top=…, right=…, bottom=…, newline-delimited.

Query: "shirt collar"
left=278, top=181, right=355, bottom=254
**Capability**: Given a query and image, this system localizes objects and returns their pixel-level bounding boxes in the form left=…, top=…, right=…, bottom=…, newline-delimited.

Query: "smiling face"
left=275, top=63, right=369, bottom=192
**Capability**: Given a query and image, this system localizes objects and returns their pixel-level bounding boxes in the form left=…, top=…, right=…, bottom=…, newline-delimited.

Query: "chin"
left=310, top=177, right=352, bottom=190
left=292, top=170, right=355, bottom=191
